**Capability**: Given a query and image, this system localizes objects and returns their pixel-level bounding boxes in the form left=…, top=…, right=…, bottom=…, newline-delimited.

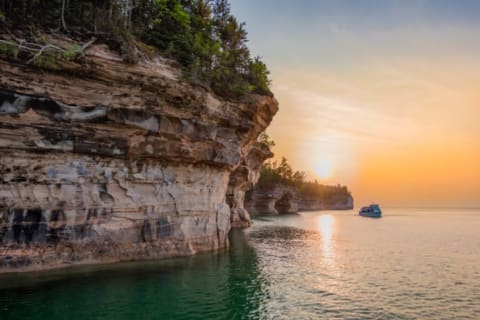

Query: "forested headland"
left=0, top=0, right=271, bottom=99
left=256, top=133, right=351, bottom=202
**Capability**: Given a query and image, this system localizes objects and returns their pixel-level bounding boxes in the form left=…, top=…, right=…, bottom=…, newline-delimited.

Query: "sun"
left=315, top=158, right=335, bottom=180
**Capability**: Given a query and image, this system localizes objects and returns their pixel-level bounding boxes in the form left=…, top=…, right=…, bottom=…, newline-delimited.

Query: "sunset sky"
left=231, top=0, right=480, bottom=207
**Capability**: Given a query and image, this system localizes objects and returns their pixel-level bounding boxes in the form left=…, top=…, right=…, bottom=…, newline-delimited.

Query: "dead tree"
left=60, top=0, right=68, bottom=31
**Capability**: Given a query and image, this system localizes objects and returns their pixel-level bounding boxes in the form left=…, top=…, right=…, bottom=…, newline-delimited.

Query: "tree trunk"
left=124, top=0, right=130, bottom=29
left=60, top=0, right=68, bottom=31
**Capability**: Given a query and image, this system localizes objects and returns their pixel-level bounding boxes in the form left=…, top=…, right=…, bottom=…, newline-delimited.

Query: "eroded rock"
left=0, top=44, right=278, bottom=272
left=227, top=143, right=273, bottom=228
left=246, top=185, right=354, bottom=215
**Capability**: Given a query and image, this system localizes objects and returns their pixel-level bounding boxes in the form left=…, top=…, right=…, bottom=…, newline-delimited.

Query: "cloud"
left=273, top=82, right=421, bottom=144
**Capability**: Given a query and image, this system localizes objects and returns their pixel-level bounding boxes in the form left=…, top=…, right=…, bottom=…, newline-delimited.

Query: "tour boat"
left=359, top=204, right=382, bottom=218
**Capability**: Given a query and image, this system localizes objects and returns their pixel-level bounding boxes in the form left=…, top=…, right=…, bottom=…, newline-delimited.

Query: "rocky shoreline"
left=246, top=184, right=353, bottom=215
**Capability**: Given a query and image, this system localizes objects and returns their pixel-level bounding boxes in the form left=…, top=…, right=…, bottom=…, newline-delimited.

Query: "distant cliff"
left=245, top=184, right=353, bottom=215
left=245, top=159, right=353, bottom=215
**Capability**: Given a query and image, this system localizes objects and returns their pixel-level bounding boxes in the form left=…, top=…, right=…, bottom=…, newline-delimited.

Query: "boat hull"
left=359, top=213, right=382, bottom=218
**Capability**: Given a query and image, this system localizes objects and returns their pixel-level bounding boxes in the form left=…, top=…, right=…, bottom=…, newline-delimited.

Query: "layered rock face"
left=246, top=185, right=353, bottom=215
left=297, top=195, right=354, bottom=211
left=0, top=44, right=278, bottom=272
left=226, top=143, right=273, bottom=228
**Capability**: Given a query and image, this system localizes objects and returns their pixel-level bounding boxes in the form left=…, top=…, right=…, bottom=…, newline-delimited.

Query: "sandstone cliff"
left=245, top=184, right=353, bottom=215
left=0, top=42, right=278, bottom=272
left=226, top=143, right=273, bottom=228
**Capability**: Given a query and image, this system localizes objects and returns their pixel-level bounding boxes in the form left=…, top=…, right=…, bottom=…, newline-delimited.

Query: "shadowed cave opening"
left=275, top=192, right=294, bottom=214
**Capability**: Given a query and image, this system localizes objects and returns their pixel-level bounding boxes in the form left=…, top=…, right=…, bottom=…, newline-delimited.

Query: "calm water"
left=1, top=208, right=480, bottom=319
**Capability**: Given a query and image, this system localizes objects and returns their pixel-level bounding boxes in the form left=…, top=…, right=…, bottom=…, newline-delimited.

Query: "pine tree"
left=0, top=0, right=272, bottom=99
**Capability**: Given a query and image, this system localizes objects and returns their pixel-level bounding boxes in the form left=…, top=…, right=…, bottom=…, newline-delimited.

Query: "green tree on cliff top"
left=0, top=0, right=272, bottom=99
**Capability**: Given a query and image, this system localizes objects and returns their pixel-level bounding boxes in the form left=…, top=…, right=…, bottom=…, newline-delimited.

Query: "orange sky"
left=232, top=0, right=480, bottom=207
left=267, top=64, right=480, bottom=207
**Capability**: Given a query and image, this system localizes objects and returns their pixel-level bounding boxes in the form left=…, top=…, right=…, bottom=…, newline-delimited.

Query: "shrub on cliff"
left=0, top=0, right=272, bottom=99
left=258, top=132, right=276, bottom=148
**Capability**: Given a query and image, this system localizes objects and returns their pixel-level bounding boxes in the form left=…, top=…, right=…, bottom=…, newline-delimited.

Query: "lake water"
left=1, top=208, right=480, bottom=319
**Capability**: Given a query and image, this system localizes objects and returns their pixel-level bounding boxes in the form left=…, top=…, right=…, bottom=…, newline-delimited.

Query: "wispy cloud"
left=232, top=0, right=480, bottom=205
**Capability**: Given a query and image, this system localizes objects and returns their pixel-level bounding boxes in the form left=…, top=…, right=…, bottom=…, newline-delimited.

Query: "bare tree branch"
left=79, top=37, right=97, bottom=52
left=26, top=44, right=64, bottom=64
left=60, top=0, right=69, bottom=31
left=1, top=37, right=97, bottom=64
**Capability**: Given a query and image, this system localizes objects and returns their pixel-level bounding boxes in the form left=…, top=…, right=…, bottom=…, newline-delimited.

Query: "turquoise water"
left=1, top=208, right=480, bottom=319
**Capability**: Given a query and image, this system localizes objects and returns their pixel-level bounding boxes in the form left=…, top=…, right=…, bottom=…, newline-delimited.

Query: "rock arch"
left=274, top=192, right=295, bottom=214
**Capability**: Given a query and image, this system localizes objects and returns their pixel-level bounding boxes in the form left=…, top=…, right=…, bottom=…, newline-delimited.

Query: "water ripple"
left=1, top=209, right=480, bottom=319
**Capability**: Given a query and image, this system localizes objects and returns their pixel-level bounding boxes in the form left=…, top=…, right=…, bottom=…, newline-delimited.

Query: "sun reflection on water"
left=317, top=214, right=335, bottom=258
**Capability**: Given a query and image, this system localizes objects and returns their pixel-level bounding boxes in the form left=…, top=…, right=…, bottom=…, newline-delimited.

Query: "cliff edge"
left=0, top=41, right=278, bottom=272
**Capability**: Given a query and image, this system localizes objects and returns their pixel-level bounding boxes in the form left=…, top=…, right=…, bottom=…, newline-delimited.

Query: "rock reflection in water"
left=2, top=209, right=480, bottom=319
left=0, top=230, right=262, bottom=320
